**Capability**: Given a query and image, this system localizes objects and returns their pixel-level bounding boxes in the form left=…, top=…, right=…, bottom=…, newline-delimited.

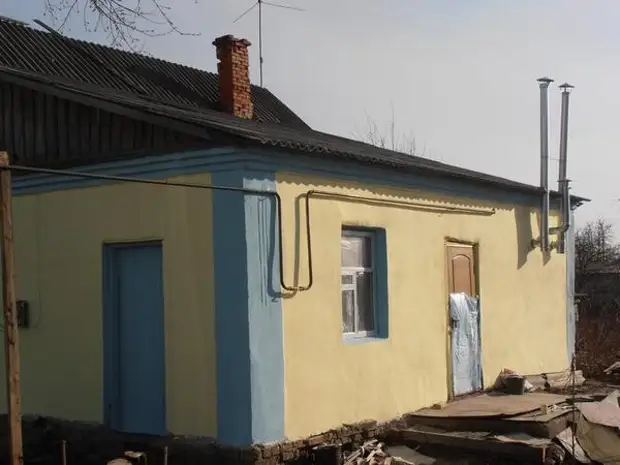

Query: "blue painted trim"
left=102, top=240, right=167, bottom=433
left=12, top=148, right=256, bottom=195
left=101, top=244, right=118, bottom=429
left=12, top=146, right=565, bottom=210
left=341, top=226, right=389, bottom=345
left=212, top=169, right=284, bottom=445
left=244, top=173, right=284, bottom=444
left=249, top=149, right=565, bottom=210
left=212, top=170, right=252, bottom=445
left=374, top=228, right=389, bottom=339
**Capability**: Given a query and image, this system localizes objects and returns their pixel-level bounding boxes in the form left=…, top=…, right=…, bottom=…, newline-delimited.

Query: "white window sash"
left=341, top=230, right=376, bottom=337
left=341, top=267, right=376, bottom=337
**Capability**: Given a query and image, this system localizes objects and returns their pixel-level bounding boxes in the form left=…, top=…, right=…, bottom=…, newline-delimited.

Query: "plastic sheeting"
left=450, top=292, right=482, bottom=396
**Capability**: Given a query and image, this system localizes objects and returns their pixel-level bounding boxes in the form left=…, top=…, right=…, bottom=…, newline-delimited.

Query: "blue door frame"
left=102, top=241, right=167, bottom=435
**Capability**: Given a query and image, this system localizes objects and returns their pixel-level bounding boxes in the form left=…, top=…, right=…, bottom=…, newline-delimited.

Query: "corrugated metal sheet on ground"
left=577, top=391, right=620, bottom=428
left=577, top=415, right=620, bottom=465
left=557, top=427, right=592, bottom=463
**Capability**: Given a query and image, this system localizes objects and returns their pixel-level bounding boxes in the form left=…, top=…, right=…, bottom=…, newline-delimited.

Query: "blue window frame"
left=341, top=227, right=388, bottom=342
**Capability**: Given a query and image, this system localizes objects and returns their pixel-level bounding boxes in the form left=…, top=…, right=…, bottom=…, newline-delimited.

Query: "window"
left=341, top=230, right=376, bottom=337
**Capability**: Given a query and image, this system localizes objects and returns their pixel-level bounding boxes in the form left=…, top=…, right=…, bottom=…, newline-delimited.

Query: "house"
left=0, top=17, right=586, bottom=448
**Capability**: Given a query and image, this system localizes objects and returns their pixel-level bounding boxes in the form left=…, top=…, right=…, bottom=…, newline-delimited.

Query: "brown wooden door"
left=446, top=244, right=476, bottom=297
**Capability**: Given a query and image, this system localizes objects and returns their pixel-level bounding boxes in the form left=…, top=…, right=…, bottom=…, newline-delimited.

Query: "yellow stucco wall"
left=0, top=174, right=216, bottom=437
left=277, top=172, right=567, bottom=440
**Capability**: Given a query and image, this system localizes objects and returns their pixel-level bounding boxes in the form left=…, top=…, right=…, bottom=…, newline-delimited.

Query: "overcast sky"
left=5, top=0, right=620, bottom=234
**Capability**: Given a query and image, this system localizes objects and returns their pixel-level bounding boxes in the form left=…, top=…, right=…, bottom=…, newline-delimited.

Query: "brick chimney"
left=212, top=34, right=253, bottom=119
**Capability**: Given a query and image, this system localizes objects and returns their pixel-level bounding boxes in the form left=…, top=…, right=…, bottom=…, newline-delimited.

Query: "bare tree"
left=43, top=0, right=199, bottom=49
left=355, top=108, right=426, bottom=157
left=575, top=219, right=620, bottom=376
left=575, top=218, right=620, bottom=319
left=575, top=218, right=620, bottom=276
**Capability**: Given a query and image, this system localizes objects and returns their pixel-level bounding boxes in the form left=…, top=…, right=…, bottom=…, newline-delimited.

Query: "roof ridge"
left=7, top=17, right=275, bottom=92
left=31, top=19, right=217, bottom=76
left=0, top=67, right=588, bottom=202
left=0, top=18, right=310, bottom=128
left=0, top=15, right=28, bottom=27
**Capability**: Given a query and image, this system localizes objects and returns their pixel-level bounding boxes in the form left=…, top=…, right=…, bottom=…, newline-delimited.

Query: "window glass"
left=341, top=235, right=372, bottom=268
left=356, top=271, right=374, bottom=332
left=341, top=230, right=376, bottom=337
left=341, top=289, right=355, bottom=333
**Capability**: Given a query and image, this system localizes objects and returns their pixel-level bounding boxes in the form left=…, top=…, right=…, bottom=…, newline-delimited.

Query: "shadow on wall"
left=514, top=206, right=534, bottom=269
left=515, top=207, right=552, bottom=268
left=535, top=209, right=552, bottom=266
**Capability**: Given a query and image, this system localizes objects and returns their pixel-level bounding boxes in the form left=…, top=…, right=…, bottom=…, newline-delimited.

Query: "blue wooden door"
left=103, top=242, right=166, bottom=435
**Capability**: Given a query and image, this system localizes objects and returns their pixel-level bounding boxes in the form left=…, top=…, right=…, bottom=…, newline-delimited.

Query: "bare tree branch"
left=575, top=218, right=620, bottom=376
left=43, top=0, right=200, bottom=50
left=354, top=110, right=426, bottom=158
left=575, top=218, right=620, bottom=276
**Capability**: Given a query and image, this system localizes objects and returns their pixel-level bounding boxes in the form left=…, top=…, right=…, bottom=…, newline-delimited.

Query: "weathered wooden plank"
left=401, top=429, right=547, bottom=462
left=34, top=90, right=46, bottom=160
left=110, top=112, right=123, bottom=151
left=67, top=100, right=80, bottom=156
left=121, top=115, right=134, bottom=150
left=0, top=81, right=207, bottom=167
left=20, top=88, right=35, bottom=163
left=44, top=94, right=57, bottom=162
left=99, top=109, right=111, bottom=155
left=56, top=97, right=68, bottom=161
left=0, top=82, right=9, bottom=151
left=0, top=152, right=24, bottom=465
left=11, top=87, right=23, bottom=163
left=90, top=108, right=101, bottom=154
left=79, top=106, right=90, bottom=158
left=406, top=408, right=574, bottom=439
left=525, top=371, right=585, bottom=390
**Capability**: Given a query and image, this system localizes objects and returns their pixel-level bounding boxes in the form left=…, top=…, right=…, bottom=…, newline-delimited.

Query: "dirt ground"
left=550, top=377, right=620, bottom=396
left=387, top=378, right=620, bottom=465
left=4, top=379, right=618, bottom=465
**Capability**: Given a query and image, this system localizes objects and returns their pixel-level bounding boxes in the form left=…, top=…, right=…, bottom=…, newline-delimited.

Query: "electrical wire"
left=4, top=163, right=496, bottom=296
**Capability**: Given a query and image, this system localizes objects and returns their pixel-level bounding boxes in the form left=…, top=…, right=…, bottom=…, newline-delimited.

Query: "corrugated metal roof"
left=2, top=65, right=588, bottom=202
left=0, top=19, right=588, bottom=202
left=0, top=17, right=309, bottom=129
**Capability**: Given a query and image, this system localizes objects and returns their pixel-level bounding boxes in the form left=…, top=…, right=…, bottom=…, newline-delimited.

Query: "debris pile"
left=344, top=440, right=415, bottom=465
left=108, top=451, right=149, bottom=465
left=492, top=368, right=534, bottom=394
left=492, top=367, right=586, bottom=394
left=570, top=389, right=620, bottom=464
left=604, top=361, right=620, bottom=377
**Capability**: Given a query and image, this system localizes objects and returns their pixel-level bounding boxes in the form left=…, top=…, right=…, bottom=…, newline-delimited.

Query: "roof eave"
left=0, top=67, right=592, bottom=204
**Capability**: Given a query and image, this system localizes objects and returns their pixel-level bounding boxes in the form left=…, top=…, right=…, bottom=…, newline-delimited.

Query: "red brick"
left=306, top=434, right=327, bottom=447
left=280, top=442, right=294, bottom=452
left=255, top=459, right=279, bottom=465
left=260, top=444, right=280, bottom=459
left=213, top=35, right=254, bottom=120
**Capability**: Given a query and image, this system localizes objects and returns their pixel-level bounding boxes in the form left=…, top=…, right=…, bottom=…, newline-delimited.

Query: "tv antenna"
left=233, top=0, right=304, bottom=87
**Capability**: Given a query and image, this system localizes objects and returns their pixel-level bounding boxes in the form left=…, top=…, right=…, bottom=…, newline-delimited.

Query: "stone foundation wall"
left=0, top=415, right=406, bottom=465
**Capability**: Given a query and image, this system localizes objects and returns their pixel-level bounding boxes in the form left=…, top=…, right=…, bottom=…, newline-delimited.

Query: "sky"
left=4, top=0, right=620, bottom=235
